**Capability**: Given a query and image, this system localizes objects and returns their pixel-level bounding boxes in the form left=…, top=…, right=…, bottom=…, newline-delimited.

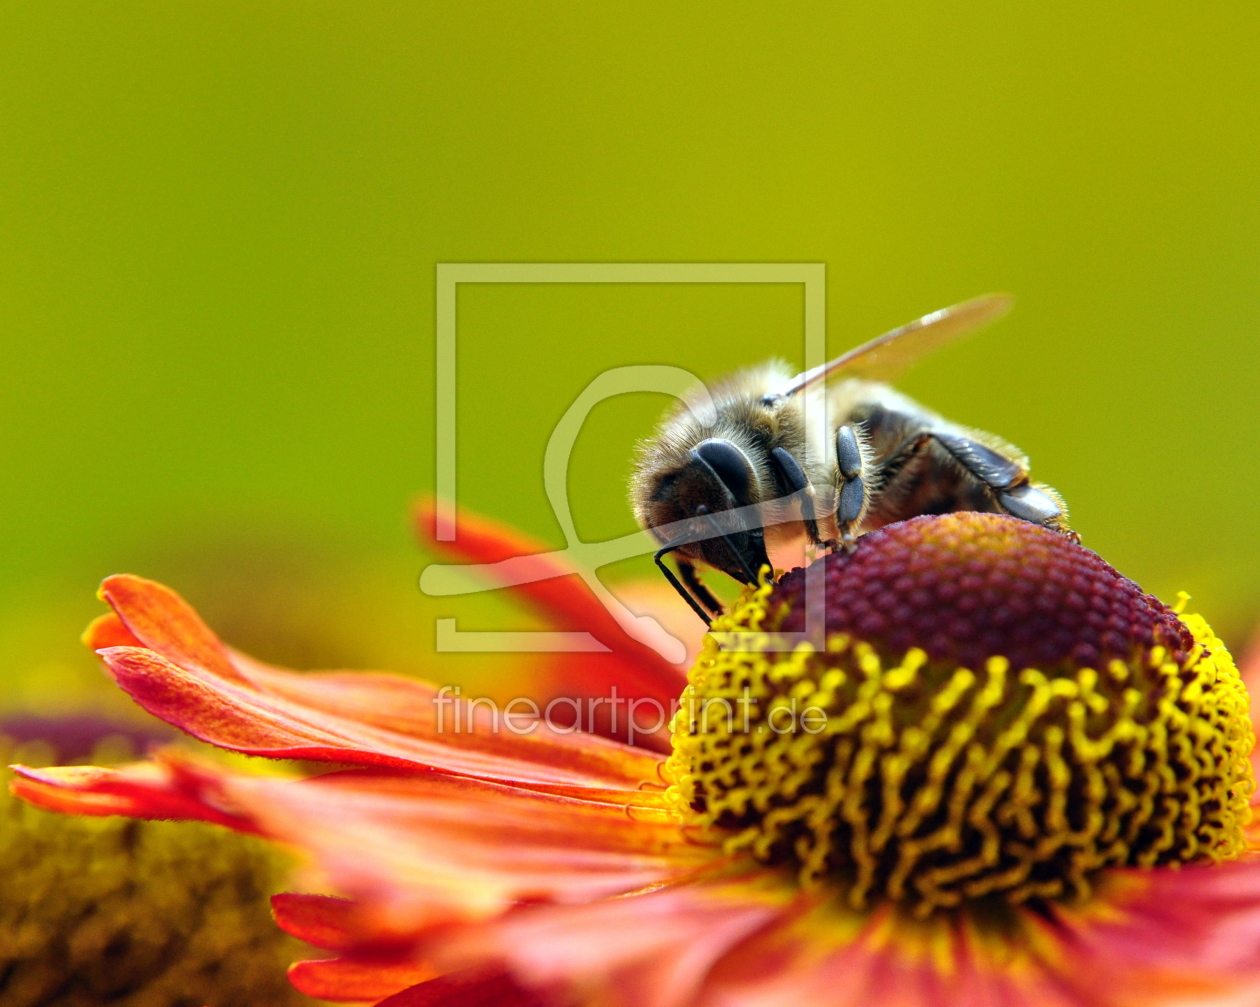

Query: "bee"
left=629, top=294, right=1074, bottom=625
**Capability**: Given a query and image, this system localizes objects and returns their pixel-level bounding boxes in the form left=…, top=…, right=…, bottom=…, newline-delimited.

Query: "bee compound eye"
left=692, top=438, right=755, bottom=504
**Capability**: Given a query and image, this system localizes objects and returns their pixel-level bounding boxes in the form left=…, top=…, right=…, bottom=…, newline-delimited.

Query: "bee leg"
left=926, top=431, right=1070, bottom=533
left=835, top=425, right=869, bottom=552
left=677, top=559, right=724, bottom=617
left=997, top=482, right=1076, bottom=539
left=927, top=430, right=1025, bottom=495
left=768, top=446, right=834, bottom=550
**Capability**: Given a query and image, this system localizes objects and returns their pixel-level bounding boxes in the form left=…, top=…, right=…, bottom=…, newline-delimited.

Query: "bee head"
left=644, top=437, right=770, bottom=586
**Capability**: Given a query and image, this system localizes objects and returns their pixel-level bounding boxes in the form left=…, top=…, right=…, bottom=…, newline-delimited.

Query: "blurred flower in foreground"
left=0, top=735, right=306, bottom=1007
left=11, top=505, right=1260, bottom=1006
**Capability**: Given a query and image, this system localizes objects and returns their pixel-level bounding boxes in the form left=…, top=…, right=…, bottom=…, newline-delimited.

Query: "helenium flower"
left=12, top=505, right=1260, bottom=1007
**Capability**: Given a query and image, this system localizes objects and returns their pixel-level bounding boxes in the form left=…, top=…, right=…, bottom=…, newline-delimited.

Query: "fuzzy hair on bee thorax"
left=629, top=361, right=829, bottom=537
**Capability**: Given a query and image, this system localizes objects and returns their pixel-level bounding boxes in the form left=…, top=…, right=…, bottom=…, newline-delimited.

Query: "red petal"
left=436, top=879, right=784, bottom=1007
left=287, top=956, right=435, bottom=1002
left=268, top=889, right=551, bottom=1003
left=416, top=498, right=687, bottom=707
left=97, top=644, right=662, bottom=790
left=89, top=573, right=666, bottom=787
left=10, top=770, right=155, bottom=818
left=704, top=902, right=1086, bottom=1007
left=272, top=893, right=364, bottom=952
left=1045, top=859, right=1260, bottom=1000
left=375, top=968, right=546, bottom=1007
left=9, top=761, right=257, bottom=832
left=13, top=754, right=697, bottom=936
left=422, top=856, right=1260, bottom=1007
left=605, top=579, right=709, bottom=671
left=234, top=650, right=668, bottom=787
left=696, top=861, right=1260, bottom=1007
left=216, top=768, right=700, bottom=933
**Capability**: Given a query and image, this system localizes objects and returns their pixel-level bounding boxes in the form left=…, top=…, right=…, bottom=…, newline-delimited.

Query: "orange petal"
left=13, top=753, right=699, bottom=937
left=96, top=644, right=662, bottom=790
left=87, top=572, right=667, bottom=786
left=96, top=574, right=250, bottom=685
left=416, top=498, right=687, bottom=707
left=81, top=611, right=143, bottom=650
left=1241, top=626, right=1260, bottom=693
left=215, top=768, right=701, bottom=934
left=232, top=651, right=668, bottom=787
left=287, top=956, right=435, bottom=1002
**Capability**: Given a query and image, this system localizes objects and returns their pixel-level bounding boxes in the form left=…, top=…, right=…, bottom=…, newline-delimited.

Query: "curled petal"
left=272, top=893, right=365, bottom=953
left=416, top=498, right=688, bottom=707
left=287, top=956, right=436, bottom=1002
left=274, top=900, right=548, bottom=1005
left=97, top=643, right=660, bottom=788
left=81, top=611, right=143, bottom=650
left=9, top=760, right=256, bottom=832
left=89, top=577, right=664, bottom=789
left=97, top=574, right=250, bottom=685
left=228, top=650, right=666, bottom=788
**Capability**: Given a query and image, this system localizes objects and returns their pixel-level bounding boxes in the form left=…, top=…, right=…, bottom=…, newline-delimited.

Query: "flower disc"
left=666, top=513, right=1254, bottom=916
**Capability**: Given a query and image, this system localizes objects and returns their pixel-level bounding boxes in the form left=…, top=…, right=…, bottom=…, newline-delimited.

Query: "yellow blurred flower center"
left=664, top=520, right=1255, bottom=917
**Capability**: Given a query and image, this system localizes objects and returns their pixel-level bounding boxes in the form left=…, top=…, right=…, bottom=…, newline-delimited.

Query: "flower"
left=11, top=504, right=1260, bottom=1007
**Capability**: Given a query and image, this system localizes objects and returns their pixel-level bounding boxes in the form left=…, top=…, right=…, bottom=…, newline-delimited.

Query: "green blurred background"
left=2, top=3, right=1258, bottom=717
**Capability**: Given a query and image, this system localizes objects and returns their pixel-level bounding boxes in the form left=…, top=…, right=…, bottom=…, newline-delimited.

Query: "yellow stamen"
left=665, top=581, right=1254, bottom=918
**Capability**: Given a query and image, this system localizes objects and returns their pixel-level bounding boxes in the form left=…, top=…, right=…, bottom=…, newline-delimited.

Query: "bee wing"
left=777, top=293, right=1014, bottom=397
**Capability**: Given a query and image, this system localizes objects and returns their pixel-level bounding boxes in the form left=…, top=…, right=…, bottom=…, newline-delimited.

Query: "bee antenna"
left=653, top=540, right=713, bottom=627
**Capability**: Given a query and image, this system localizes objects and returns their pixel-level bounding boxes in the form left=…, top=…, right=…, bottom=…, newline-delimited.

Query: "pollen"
left=665, top=513, right=1255, bottom=917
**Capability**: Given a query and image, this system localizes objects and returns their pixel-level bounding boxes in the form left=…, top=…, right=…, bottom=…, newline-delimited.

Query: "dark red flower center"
left=667, top=513, right=1254, bottom=917
left=774, top=514, right=1193, bottom=674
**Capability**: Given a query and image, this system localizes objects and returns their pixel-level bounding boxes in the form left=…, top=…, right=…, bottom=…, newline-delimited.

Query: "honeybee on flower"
left=632, top=294, right=1074, bottom=624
